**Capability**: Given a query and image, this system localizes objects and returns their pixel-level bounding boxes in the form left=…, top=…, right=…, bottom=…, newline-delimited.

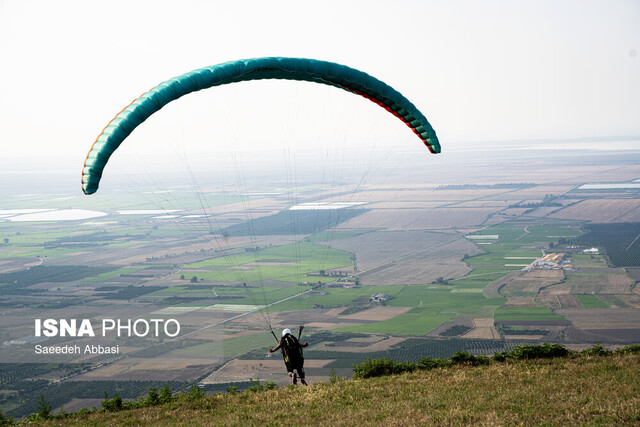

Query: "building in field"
left=534, top=253, right=571, bottom=269
left=370, top=293, right=392, bottom=304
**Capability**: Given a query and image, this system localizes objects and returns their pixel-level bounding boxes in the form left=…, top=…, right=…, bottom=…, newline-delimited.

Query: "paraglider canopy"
left=82, top=57, right=440, bottom=195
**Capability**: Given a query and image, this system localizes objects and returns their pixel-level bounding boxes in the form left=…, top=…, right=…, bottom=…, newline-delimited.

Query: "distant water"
left=579, top=183, right=640, bottom=190
left=0, top=209, right=107, bottom=222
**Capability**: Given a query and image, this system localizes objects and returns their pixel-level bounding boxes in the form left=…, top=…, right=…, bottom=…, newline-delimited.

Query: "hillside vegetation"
left=33, top=352, right=640, bottom=426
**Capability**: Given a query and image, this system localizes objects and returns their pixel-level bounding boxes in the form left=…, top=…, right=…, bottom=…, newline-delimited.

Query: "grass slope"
left=42, top=354, right=640, bottom=426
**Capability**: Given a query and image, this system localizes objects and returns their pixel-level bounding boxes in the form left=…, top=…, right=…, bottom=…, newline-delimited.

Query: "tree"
left=190, top=276, right=198, bottom=283
left=145, top=387, right=160, bottom=406
left=0, top=408, right=12, bottom=424
left=159, top=384, right=173, bottom=403
left=3, top=238, right=8, bottom=244
left=180, top=274, right=185, bottom=280
left=36, top=394, right=52, bottom=420
left=102, top=392, right=122, bottom=412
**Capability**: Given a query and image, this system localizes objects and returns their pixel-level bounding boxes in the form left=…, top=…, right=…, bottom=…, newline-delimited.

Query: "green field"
left=261, top=285, right=400, bottom=313
left=334, top=285, right=504, bottom=335
left=494, top=306, right=566, bottom=321
left=184, top=242, right=353, bottom=284
left=450, top=272, right=509, bottom=289
left=172, top=331, right=275, bottom=359
left=205, top=284, right=313, bottom=308
left=388, top=286, right=502, bottom=311
left=575, top=294, right=611, bottom=308
left=337, top=311, right=451, bottom=335
left=84, top=266, right=148, bottom=283
left=314, top=285, right=403, bottom=306
left=570, top=253, right=608, bottom=268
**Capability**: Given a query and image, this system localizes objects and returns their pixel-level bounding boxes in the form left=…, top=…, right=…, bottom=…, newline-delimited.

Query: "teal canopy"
left=82, top=57, right=440, bottom=194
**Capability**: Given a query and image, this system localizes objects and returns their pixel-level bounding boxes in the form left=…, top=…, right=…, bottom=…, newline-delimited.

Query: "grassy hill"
left=35, top=353, right=640, bottom=426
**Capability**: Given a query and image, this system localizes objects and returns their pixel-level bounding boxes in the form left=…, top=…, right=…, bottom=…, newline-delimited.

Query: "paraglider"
left=82, top=57, right=440, bottom=195
left=269, top=328, right=309, bottom=385
left=80, top=57, right=442, bottom=385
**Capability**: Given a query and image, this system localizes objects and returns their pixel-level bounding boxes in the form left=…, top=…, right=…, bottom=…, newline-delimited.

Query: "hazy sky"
left=1, top=0, right=639, bottom=164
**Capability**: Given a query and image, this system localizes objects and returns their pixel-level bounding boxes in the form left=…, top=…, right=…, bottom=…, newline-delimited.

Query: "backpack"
left=281, top=334, right=303, bottom=364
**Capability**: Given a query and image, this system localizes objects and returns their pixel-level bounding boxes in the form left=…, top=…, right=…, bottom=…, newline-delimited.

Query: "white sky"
left=1, top=0, right=639, bottom=164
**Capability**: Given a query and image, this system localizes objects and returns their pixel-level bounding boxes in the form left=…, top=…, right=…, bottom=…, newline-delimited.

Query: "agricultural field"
left=2, top=148, right=640, bottom=418
left=575, top=294, right=611, bottom=309
left=502, top=270, right=563, bottom=293
left=337, top=207, right=502, bottom=230
left=559, top=268, right=634, bottom=295
left=572, top=222, right=640, bottom=267
left=494, top=306, right=566, bottom=322
left=550, top=199, right=640, bottom=223
left=326, top=230, right=481, bottom=285
left=182, top=241, right=353, bottom=284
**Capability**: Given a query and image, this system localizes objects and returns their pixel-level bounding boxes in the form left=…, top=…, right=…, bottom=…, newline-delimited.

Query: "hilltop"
left=33, top=352, right=640, bottom=426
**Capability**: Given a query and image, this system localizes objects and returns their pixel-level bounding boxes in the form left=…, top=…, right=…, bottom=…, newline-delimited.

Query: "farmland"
left=549, top=199, right=640, bottom=223
left=572, top=222, right=640, bottom=267
left=182, top=241, right=353, bottom=284
left=2, top=145, right=640, bottom=418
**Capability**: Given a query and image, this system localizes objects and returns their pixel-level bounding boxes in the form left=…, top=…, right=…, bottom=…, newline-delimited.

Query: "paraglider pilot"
left=269, top=328, right=309, bottom=385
